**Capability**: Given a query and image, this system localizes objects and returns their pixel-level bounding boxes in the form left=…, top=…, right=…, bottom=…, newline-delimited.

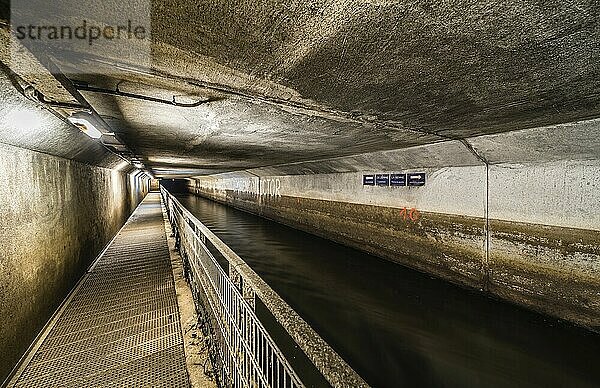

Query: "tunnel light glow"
left=113, top=160, right=130, bottom=172
left=147, top=156, right=194, bottom=164
left=4, top=108, right=44, bottom=133
left=67, top=117, right=103, bottom=139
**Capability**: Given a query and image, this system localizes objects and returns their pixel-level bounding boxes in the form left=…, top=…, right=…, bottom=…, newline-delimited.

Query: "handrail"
left=160, top=187, right=369, bottom=388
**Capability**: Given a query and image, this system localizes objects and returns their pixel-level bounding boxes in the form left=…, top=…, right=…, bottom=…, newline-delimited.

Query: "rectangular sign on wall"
left=407, top=172, right=426, bottom=186
left=390, top=173, right=407, bottom=186
left=376, top=174, right=390, bottom=186
left=364, top=172, right=426, bottom=187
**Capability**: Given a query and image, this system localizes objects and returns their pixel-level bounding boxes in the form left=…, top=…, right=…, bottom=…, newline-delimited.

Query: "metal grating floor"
left=11, top=193, right=190, bottom=388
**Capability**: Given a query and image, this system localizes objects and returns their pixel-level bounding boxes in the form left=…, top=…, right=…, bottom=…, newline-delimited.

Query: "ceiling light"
left=113, top=160, right=130, bottom=171
left=5, top=108, right=44, bottom=133
left=67, top=116, right=103, bottom=139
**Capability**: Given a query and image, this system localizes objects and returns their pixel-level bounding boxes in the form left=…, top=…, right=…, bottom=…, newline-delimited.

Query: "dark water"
left=175, top=194, right=600, bottom=388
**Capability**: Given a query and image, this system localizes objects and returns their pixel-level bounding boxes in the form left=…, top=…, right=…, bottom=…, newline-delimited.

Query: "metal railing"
left=161, top=188, right=369, bottom=388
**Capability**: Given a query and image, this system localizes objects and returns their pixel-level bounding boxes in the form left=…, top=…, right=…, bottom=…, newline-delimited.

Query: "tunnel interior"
left=1, top=1, right=599, bottom=387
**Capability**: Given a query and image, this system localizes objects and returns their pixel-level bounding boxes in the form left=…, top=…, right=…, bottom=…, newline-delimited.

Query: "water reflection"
left=176, top=194, right=600, bottom=388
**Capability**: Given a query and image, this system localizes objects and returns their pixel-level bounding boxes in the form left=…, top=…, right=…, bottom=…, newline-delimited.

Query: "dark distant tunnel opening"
left=160, top=178, right=190, bottom=194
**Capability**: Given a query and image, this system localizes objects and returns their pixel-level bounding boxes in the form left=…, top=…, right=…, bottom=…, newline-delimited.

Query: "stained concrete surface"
left=489, top=220, right=600, bottom=327
left=160, top=199, right=216, bottom=388
left=0, top=142, right=148, bottom=384
left=3, top=1, right=599, bottom=177
left=7, top=193, right=186, bottom=387
left=0, top=0, right=599, bottom=381
left=190, top=118, right=600, bottom=331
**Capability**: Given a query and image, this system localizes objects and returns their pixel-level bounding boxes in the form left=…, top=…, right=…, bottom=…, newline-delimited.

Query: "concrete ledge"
left=160, top=195, right=217, bottom=388
left=194, top=187, right=600, bottom=331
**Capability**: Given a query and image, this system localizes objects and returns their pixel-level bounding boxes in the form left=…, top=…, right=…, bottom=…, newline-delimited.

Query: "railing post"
left=229, top=264, right=242, bottom=290
left=160, top=187, right=366, bottom=388
left=229, top=264, right=255, bottom=310
left=242, top=281, right=256, bottom=310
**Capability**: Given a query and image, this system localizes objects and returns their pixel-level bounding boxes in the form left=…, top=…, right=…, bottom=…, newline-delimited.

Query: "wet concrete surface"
left=176, top=193, right=600, bottom=388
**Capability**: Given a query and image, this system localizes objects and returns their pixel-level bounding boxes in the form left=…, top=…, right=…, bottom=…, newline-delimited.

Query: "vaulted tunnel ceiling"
left=5, top=0, right=600, bottom=177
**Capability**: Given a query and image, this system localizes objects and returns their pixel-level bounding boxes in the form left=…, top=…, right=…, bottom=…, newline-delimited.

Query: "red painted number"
left=400, top=207, right=420, bottom=222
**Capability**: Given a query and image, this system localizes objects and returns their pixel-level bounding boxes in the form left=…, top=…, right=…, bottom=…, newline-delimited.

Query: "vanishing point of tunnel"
left=0, top=1, right=599, bottom=388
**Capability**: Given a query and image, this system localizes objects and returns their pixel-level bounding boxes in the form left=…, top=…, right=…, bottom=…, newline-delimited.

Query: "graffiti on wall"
left=399, top=207, right=420, bottom=222
left=197, top=177, right=282, bottom=199
left=262, top=178, right=281, bottom=198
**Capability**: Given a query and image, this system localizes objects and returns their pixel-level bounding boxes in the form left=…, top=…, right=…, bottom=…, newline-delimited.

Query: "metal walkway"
left=10, top=193, right=189, bottom=387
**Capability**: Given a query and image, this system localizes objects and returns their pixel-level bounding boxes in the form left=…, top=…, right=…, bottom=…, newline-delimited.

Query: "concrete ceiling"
left=5, top=0, right=600, bottom=177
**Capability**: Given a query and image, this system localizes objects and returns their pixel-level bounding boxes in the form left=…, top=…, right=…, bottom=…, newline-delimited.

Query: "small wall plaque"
left=363, top=175, right=375, bottom=186
left=376, top=174, right=390, bottom=186
left=390, top=174, right=407, bottom=186
left=407, top=172, right=426, bottom=186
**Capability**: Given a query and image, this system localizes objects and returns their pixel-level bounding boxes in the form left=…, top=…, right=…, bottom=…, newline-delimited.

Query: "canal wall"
left=189, top=119, right=600, bottom=330
left=0, top=73, right=149, bottom=383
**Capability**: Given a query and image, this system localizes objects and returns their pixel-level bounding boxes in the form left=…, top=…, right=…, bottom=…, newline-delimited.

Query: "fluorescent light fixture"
left=5, top=108, right=44, bottom=133
left=147, top=156, right=194, bottom=164
left=67, top=117, right=103, bottom=139
left=113, top=160, right=130, bottom=172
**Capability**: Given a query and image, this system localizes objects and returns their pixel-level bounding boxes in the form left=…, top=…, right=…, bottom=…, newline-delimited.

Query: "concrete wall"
left=0, top=143, right=149, bottom=383
left=0, top=72, right=149, bottom=383
left=190, top=118, right=600, bottom=330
